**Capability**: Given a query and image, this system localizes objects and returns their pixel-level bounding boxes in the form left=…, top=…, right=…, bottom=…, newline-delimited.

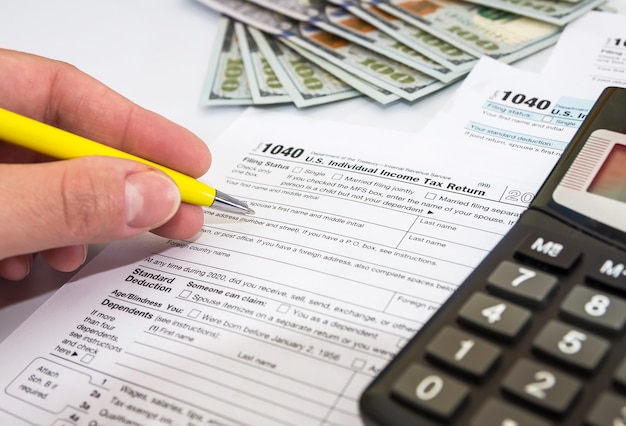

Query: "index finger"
left=0, top=48, right=211, bottom=178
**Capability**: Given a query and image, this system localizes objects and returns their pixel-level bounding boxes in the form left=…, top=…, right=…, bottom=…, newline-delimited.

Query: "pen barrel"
left=0, top=108, right=217, bottom=206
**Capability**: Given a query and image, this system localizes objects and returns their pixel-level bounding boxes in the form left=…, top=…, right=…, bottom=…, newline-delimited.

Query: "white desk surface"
left=0, top=0, right=615, bottom=341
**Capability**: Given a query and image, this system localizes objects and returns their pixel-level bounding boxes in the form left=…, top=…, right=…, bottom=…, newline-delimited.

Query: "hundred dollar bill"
left=327, top=0, right=477, bottom=72
left=285, top=6, right=455, bottom=99
left=460, top=0, right=605, bottom=25
left=201, top=16, right=254, bottom=106
left=194, top=0, right=451, bottom=101
left=363, top=0, right=563, bottom=62
left=247, top=26, right=363, bottom=107
left=242, top=0, right=460, bottom=82
left=277, top=37, right=402, bottom=105
left=323, top=4, right=466, bottom=82
left=290, top=22, right=455, bottom=101
left=234, top=21, right=293, bottom=104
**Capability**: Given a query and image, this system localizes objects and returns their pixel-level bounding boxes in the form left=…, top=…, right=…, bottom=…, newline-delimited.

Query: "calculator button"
left=501, top=358, right=581, bottom=414
left=532, top=320, right=609, bottom=372
left=586, top=392, right=626, bottom=426
left=469, top=397, right=553, bottom=426
left=613, top=358, right=626, bottom=388
left=390, top=363, right=469, bottom=420
left=425, top=326, right=501, bottom=378
left=560, top=286, right=626, bottom=335
left=515, top=231, right=581, bottom=270
left=458, top=293, right=531, bottom=340
left=587, top=256, right=626, bottom=292
left=487, top=260, right=558, bottom=308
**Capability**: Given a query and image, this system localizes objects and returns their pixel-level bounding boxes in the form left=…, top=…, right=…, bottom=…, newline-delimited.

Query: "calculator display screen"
left=553, top=129, right=626, bottom=234
left=587, top=144, right=626, bottom=204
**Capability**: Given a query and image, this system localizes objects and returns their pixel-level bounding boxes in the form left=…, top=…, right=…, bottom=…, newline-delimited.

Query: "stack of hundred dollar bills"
left=196, top=0, right=605, bottom=107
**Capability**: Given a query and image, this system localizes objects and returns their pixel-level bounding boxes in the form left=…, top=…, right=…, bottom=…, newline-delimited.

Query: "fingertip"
left=151, top=204, right=205, bottom=240
left=41, top=244, right=87, bottom=273
left=117, top=108, right=212, bottom=178
left=0, top=255, right=33, bottom=281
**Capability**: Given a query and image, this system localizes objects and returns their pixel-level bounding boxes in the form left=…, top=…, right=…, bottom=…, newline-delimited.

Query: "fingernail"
left=125, top=170, right=181, bottom=228
left=75, top=244, right=88, bottom=266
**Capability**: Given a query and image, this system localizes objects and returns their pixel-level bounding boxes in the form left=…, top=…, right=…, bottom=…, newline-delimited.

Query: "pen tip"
left=246, top=207, right=256, bottom=216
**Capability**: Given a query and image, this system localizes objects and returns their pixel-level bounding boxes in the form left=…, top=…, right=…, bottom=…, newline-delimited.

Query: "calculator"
left=360, top=87, right=626, bottom=426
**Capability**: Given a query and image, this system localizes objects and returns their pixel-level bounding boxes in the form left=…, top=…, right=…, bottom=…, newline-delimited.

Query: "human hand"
left=0, top=49, right=212, bottom=280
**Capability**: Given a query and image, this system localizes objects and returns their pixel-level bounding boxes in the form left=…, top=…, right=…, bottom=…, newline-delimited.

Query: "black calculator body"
left=360, top=87, right=626, bottom=426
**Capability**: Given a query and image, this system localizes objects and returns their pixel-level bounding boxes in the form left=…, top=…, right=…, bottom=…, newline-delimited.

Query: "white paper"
left=543, top=11, right=626, bottom=96
left=416, top=56, right=598, bottom=185
left=0, top=60, right=598, bottom=424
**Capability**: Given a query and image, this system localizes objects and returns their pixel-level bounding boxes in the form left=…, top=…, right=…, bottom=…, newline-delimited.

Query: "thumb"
left=0, top=156, right=181, bottom=260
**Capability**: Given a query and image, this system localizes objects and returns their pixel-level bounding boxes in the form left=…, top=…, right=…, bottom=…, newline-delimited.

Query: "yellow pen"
left=0, top=108, right=254, bottom=215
